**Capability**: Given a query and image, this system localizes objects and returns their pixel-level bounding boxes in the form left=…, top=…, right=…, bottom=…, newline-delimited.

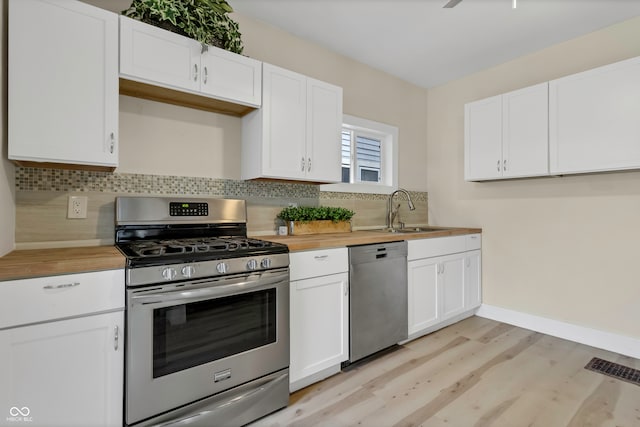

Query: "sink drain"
left=584, top=357, right=640, bottom=386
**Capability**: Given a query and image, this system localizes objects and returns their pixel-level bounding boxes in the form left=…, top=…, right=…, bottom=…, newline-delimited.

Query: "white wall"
left=0, top=0, right=15, bottom=256
left=427, top=16, right=640, bottom=340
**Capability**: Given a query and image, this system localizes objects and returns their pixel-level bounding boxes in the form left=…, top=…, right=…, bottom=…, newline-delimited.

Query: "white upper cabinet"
left=120, top=16, right=261, bottom=109
left=465, top=82, right=549, bottom=181
left=242, top=63, right=343, bottom=183
left=464, top=95, right=502, bottom=181
left=120, top=15, right=201, bottom=93
left=549, top=56, right=640, bottom=175
left=8, top=0, right=119, bottom=170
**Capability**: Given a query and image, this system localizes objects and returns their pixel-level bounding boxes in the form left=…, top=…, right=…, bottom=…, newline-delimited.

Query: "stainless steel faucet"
left=387, top=188, right=415, bottom=229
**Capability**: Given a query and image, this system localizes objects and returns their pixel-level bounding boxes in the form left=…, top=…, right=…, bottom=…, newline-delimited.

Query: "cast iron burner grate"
left=584, top=357, right=640, bottom=386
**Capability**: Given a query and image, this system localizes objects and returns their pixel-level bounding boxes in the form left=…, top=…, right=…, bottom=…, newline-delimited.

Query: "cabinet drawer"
left=466, top=234, right=482, bottom=250
left=408, top=236, right=467, bottom=261
left=290, top=248, right=348, bottom=281
left=0, top=270, right=124, bottom=329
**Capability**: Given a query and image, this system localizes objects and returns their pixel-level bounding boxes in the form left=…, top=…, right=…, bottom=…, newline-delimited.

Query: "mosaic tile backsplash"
left=15, top=168, right=428, bottom=248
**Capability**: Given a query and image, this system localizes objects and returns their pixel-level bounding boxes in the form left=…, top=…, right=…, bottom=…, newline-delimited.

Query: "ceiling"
left=230, top=0, right=640, bottom=88
left=85, top=0, right=640, bottom=89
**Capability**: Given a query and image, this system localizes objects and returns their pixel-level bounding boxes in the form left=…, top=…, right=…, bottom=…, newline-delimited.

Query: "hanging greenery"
left=122, top=0, right=244, bottom=54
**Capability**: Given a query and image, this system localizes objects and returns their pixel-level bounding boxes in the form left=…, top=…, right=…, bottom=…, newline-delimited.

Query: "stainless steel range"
left=115, top=196, right=290, bottom=427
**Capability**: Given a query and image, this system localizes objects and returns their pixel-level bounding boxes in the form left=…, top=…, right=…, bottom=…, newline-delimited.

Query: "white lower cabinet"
left=0, top=270, right=124, bottom=427
left=289, top=248, right=348, bottom=392
left=407, top=235, right=481, bottom=339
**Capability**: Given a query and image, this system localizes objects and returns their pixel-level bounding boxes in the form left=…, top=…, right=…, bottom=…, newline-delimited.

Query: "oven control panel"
left=169, top=202, right=209, bottom=216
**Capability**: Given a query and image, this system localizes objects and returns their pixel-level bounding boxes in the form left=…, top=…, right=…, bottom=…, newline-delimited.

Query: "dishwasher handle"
left=349, top=241, right=407, bottom=264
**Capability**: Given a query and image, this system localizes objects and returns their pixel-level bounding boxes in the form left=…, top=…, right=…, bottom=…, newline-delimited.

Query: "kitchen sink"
left=371, top=227, right=447, bottom=233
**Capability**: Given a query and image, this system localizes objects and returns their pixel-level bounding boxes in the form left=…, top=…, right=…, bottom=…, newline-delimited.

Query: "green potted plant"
left=122, top=0, right=244, bottom=54
left=277, top=206, right=355, bottom=235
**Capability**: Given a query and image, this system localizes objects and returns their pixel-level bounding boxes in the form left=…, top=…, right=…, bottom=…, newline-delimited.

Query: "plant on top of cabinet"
left=122, top=0, right=243, bottom=54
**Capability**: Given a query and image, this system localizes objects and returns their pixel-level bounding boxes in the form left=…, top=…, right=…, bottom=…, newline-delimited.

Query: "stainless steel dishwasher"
left=345, top=240, right=408, bottom=365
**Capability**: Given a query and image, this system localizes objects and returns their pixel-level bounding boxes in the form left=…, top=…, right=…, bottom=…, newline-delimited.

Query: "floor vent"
left=584, top=357, right=640, bottom=386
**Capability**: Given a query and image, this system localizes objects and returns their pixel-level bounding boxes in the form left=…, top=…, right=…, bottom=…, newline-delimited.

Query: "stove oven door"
left=125, top=268, right=289, bottom=426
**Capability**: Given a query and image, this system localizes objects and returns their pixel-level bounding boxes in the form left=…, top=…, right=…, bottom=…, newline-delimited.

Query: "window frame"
left=321, top=114, right=398, bottom=194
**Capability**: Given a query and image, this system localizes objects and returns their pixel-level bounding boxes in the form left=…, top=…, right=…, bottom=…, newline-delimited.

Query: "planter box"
left=288, top=220, right=352, bottom=235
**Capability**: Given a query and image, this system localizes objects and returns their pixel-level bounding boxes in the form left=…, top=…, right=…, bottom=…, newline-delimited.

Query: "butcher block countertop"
left=257, top=227, right=482, bottom=252
left=0, top=246, right=126, bottom=282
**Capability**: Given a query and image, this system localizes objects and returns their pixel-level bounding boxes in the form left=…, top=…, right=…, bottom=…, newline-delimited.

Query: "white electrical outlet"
left=67, top=196, right=88, bottom=219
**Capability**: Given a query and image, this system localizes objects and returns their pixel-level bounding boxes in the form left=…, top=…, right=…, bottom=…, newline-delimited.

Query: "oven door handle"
left=130, top=271, right=287, bottom=305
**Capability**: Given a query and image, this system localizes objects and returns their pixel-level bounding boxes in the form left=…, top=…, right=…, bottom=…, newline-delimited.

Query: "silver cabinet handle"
left=193, top=64, right=199, bottom=82
left=203, top=66, right=208, bottom=84
left=466, top=258, right=471, bottom=268
left=301, top=157, right=305, bottom=172
left=314, top=255, right=328, bottom=260
left=109, top=132, right=115, bottom=154
left=344, top=282, right=348, bottom=296
left=43, top=282, right=79, bottom=290
left=308, top=157, right=311, bottom=172
left=503, top=159, right=507, bottom=171
left=114, top=325, right=119, bottom=351
left=497, top=160, right=500, bottom=172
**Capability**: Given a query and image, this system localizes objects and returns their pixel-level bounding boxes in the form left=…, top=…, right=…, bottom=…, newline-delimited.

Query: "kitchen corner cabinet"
left=8, top=0, right=119, bottom=170
left=0, top=270, right=124, bottom=427
left=289, top=248, right=348, bottom=392
left=119, top=16, right=261, bottom=114
left=549, top=56, right=640, bottom=175
left=407, top=234, right=481, bottom=340
left=465, top=82, right=549, bottom=181
left=241, top=64, right=343, bottom=183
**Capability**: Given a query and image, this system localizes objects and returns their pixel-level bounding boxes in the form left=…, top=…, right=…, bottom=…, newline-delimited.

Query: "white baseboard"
left=476, top=304, right=640, bottom=359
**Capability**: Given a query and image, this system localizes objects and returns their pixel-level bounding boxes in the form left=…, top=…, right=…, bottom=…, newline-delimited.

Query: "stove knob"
left=181, top=265, right=196, bottom=278
left=216, top=262, right=228, bottom=274
left=246, top=259, right=258, bottom=270
left=261, top=258, right=272, bottom=269
left=161, top=267, right=177, bottom=281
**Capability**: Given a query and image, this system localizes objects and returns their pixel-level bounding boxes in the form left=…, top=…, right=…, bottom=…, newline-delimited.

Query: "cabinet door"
left=464, top=95, right=503, bottom=181
left=9, top=0, right=118, bottom=168
left=465, top=250, right=482, bottom=310
left=407, top=257, right=440, bottom=335
left=0, top=311, right=124, bottom=427
left=120, top=16, right=200, bottom=93
left=549, top=56, right=640, bottom=174
left=200, top=47, right=261, bottom=107
left=502, top=83, right=549, bottom=178
left=305, top=78, right=343, bottom=182
left=260, top=64, right=307, bottom=180
left=290, top=273, right=348, bottom=385
left=440, top=254, right=466, bottom=321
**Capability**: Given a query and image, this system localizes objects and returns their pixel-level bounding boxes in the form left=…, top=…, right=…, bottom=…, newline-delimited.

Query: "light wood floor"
left=250, top=316, right=640, bottom=427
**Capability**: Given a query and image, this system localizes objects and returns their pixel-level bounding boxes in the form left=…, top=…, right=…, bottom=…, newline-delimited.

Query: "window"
left=342, top=130, right=382, bottom=183
left=322, top=115, right=398, bottom=194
